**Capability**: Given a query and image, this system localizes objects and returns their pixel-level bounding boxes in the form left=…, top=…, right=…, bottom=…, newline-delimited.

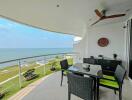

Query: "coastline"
left=0, top=48, right=73, bottom=62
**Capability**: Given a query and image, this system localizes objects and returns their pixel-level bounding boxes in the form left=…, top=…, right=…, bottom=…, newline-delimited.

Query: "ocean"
left=0, top=48, right=73, bottom=68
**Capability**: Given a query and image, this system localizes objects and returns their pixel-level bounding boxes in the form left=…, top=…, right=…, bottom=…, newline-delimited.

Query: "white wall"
left=73, top=36, right=88, bottom=63
left=74, top=22, right=126, bottom=64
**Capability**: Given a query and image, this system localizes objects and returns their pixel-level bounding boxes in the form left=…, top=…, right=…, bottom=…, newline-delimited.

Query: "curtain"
left=125, top=19, right=131, bottom=76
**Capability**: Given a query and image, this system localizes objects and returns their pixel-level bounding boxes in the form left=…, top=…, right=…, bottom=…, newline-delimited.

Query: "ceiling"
left=0, top=0, right=132, bottom=37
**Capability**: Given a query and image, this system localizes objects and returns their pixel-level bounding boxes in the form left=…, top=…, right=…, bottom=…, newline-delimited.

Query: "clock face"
left=98, top=38, right=109, bottom=47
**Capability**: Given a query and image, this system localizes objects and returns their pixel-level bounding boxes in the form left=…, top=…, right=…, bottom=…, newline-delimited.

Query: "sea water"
left=0, top=48, right=73, bottom=68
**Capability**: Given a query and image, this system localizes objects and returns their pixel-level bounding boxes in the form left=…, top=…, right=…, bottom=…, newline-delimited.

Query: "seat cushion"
left=99, top=79, right=119, bottom=88
left=103, top=75, right=116, bottom=81
left=63, top=70, right=69, bottom=75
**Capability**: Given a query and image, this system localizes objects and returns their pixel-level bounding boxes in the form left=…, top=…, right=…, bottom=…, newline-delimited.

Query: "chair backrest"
left=60, top=59, right=69, bottom=70
left=83, top=58, right=95, bottom=65
left=100, top=60, right=122, bottom=71
left=115, top=65, right=126, bottom=84
left=67, top=73, right=94, bottom=100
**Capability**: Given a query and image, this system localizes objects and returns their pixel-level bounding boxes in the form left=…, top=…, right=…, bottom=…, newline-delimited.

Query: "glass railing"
left=0, top=52, right=76, bottom=99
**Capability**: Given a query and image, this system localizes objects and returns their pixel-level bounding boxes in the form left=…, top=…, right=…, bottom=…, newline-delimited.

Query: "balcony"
left=9, top=71, right=132, bottom=100
left=0, top=0, right=132, bottom=100
left=0, top=53, right=74, bottom=99
left=0, top=52, right=131, bottom=100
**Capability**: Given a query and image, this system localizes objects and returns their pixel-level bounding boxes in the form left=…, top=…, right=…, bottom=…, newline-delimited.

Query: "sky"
left=0, top=18, right=74, bottom=48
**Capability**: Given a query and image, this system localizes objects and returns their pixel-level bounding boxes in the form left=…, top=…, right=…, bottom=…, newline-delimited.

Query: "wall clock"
left=98, top=37, right=109, bottom=47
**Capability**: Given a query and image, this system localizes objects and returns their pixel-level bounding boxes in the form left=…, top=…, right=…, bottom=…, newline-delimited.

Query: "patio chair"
left=97, top=65, right=126, bottom=100
left=60, top=59, right=70, bottom=86
left=67, top=73, right=94, bottom=100
left=99, top=59, right=122, bottom=76
left=83, top=58, right=96, bottom=65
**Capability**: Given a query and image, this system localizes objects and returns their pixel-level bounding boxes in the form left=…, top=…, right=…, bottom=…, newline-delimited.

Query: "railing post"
left=62, top=54, right=64, bottom=59
left=43, top=56, right=46, bottom=75
left=64, top=54, right=66, bottom=59
left=18, top=60, right=22, bottom=88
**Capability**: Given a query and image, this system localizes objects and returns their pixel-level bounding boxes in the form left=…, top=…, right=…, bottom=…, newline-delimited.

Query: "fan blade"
left=95, top=9, right=103, bottom=18
left=104, top=14, right=126, bottom=19
left=91, top=19, right=102, bottom=26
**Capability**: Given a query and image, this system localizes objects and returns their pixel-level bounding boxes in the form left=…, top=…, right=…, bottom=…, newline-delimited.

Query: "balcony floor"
left=22, top=71, right=132, bottom=100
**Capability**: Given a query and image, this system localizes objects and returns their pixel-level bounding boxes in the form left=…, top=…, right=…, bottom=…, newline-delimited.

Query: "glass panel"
left=0, top=61, right=19, bottom=99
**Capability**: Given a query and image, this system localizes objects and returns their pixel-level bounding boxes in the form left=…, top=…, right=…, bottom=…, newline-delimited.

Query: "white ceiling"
left=0, top=0, right=132, bottom=36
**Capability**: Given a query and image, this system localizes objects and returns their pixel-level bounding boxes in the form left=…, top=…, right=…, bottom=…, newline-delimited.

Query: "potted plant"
left=49, top=60, right=57, bottom=71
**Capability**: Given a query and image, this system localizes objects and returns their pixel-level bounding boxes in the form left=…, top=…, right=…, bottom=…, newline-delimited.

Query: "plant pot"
left=50, top=67, right=56, bottom=71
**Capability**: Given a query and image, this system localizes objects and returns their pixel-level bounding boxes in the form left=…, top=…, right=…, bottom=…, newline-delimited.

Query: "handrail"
left=0, top=52, right=78, bottom=88
left=0, top=52, right=76, bottom=64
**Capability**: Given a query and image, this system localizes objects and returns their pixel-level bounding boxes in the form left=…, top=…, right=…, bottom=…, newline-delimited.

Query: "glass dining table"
left=68, top=63, right=102, bottom=78
left=68, top=63, right=102, bottom=100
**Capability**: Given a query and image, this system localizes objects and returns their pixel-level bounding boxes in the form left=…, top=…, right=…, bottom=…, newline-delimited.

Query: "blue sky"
left=0, top=18, right=74, bottom=48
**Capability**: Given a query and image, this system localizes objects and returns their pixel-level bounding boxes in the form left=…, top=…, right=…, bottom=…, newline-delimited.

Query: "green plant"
left=49, top=60, right=57, bottom=71
left=55, top=56, right=59, bottom=59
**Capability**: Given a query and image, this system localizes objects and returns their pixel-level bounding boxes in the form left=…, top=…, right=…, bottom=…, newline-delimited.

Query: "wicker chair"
left=67, top=73, right=94, bottom=100
left=60, top=59, right=70, bottom=86
left=83, top=58, right=96, bottom=65
left=97, top=65, right=126, bottom=100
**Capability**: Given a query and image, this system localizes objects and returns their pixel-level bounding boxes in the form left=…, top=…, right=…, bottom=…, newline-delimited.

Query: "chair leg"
left=93, top=78, right=96, bottom=100
left=60, top=71, right=64, bottom=86
left=68, top=92, right=71, bottom=100
left=114, top=90, right=116, bottom=94
left=97, top=78, right=99, bottom=100
left=119, top=88, right=122, bottom=100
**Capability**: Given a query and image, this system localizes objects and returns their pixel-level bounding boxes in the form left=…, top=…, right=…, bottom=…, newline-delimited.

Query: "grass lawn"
left=0, top=63, right=40, bottom=83
left=0, top=57, right=73, bottom=99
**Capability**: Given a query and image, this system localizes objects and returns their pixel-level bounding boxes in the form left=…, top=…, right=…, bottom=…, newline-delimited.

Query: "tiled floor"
left=22, top=71, right=132, bottom=100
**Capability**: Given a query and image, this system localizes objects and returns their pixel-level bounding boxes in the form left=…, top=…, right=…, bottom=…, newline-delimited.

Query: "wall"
left=73, top=36, right=88, bottom=63
left=74, top=22, right=126, bottom=64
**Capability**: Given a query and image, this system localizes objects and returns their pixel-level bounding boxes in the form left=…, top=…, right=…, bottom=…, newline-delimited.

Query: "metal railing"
left=0, top=52, right=80, bottom=99
left=0, top=52, right=76, bottom=89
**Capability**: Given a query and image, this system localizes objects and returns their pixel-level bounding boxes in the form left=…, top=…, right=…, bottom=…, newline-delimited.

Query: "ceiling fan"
left=91, top=9, right=126, bottom=26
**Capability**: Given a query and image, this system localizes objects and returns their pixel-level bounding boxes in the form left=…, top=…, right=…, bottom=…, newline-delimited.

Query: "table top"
left=68, top=63, right=102, bottom=78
